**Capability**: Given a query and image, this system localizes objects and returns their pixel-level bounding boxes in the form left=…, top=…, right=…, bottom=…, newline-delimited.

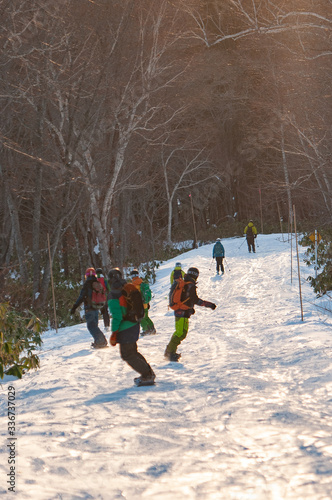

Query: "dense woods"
left=1, top=0, right=331, bottom=319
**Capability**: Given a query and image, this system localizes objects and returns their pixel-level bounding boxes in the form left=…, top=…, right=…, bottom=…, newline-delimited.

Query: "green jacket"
left=107, top=278, right=139, bottom=343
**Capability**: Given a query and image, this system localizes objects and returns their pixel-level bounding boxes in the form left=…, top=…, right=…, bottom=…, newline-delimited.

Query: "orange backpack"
left=169, top=277, right=191, bottom=311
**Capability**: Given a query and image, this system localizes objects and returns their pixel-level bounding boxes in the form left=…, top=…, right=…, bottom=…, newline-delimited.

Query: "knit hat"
left=85, top=267, right=96, bottom=278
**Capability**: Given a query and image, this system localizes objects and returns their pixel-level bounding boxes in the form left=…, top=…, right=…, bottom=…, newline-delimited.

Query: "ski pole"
left=209, top=258, right=214, bottom=271
left=224, top=258, right=231, bottom=272
left=238, top=238, right=246, bottom=249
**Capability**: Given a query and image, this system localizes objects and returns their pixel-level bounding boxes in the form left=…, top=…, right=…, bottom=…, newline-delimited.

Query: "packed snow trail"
left=1, top=234, right=332, bottom=499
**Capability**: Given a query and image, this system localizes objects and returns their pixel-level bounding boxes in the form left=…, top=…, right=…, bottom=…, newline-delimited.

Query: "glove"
left=110, top=331, right=118, bottom=346
left=70, top=307, right=76, bottom=315
left=254, top=234, right=257, bottom=239
left=201, top=301, right=216, bottom=310
left=206, top=301, right=216, bottom=310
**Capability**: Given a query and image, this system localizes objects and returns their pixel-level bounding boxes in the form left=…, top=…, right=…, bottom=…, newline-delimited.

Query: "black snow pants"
left=119, top=342, right=153, bottom=377
left=216, top=257, right=224, bottom=273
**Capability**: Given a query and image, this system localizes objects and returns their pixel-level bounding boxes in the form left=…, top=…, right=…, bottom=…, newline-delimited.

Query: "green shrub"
left=301, top=230, right=332, bottom=297
left=0, top=303, right=45, bottom=379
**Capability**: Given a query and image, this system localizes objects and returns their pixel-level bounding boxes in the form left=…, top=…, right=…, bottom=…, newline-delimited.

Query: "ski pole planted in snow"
left=238, top=239, right=246, bottom=250
left=224, top=258, right=231, bottom=271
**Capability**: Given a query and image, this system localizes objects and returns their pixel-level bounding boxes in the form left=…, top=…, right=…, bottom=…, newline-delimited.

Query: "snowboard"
left=134, top=378, right=156, bottom=387
left=91, top=343, right=109, bottom=349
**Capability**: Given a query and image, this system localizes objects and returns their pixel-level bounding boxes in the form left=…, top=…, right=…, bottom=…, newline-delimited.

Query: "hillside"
left=1, top=234, right=332, bottom=500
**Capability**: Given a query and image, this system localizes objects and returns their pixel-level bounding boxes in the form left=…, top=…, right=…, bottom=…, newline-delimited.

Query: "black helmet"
left=96, top=268, right=103, bottom=274
left=187, top=267, right=199, bottom=279
left=108, top=268, right=122, bottom=282
left=130, top=268, right=139, bottom=276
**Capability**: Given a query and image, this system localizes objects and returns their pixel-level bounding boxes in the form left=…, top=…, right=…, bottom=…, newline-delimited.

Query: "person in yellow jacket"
left=244, top=220, right=258, bottom=253
left=170, top=262, right=185, bottom=284
left=130, top=269, right=156, bottom=336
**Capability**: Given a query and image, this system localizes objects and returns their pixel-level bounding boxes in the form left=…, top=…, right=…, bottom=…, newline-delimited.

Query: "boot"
left=164, top=349, right=181, bottom=362
left=134, top=369, right=156, bottom=386
left=91, top=340, right=108, bottom=349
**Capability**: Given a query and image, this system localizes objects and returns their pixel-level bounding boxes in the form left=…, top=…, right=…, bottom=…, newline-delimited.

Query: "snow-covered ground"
left=1, top=234, right=332, bottom=500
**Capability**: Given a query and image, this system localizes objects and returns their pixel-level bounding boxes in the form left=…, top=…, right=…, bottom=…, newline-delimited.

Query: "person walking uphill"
left=70, top=267, right=108, bottom=348
left=130, top=269, right=156, bottom=336
left=108, top=268, right=156, bottom=386
left=165, top=267, right=217, bottom=362
left=212, top=238, right=225, bottom=275
left=244, top=220, right=258, bottom=253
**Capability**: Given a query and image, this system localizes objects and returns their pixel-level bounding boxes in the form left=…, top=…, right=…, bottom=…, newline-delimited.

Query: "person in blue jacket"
left=212, top=238, right=225, bottom=275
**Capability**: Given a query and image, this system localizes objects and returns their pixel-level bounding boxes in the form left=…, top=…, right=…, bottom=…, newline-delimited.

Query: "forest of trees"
left=1, top=0, right=331, bottom=319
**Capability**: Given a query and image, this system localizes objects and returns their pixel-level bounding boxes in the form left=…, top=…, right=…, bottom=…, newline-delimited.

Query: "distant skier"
left=130, top=268, right=156, bottom=336
left=70, top=267, right=108, bottom=348
left=170, top=262, right=185, bottom=284
left=108, top=268, right=156, bottom=386
left=244, top=220, right=258, bottom=253
left=165, top=267, right=217, bottom=362
left=212, top=238, right=225, bottom=275
left=96, top=267, right=110, bottom=332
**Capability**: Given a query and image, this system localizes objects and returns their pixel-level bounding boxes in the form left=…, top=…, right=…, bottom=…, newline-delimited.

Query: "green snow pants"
left=166, top=317, right=189, bottom=354
left=140, top=308, right=155, bottom=333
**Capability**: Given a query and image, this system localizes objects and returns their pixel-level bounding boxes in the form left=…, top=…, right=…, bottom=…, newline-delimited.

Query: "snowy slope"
left=1, top=234, right=332, bottom=500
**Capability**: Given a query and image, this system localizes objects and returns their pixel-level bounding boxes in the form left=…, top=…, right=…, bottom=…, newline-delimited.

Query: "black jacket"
left=175, top=274, right=205, bottom=318
left=72, top=276, right=97, bottom=312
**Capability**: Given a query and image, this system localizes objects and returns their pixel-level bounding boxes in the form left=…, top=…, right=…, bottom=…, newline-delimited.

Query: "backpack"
left=173, top=269, right=183, bottom=281
left=246, top=225, right=253, bottom=237
left=91, top=280, right=107, bottom=310
left=140, top=282, right=152, bottom=304
left=169, top=277, right=191, bottom=311
left=97, top=276, right=110, bottom=292
left=122, top=283, right=145, bottom=322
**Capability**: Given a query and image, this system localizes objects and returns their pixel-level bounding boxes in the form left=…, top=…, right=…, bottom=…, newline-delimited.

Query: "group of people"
left=71, top=262, right=217, bottom=386
left=70, top=267, right=157, bottom=386
left=71, top=219, right=257, bottom=386
left=211, top=220, right=258, bottom=274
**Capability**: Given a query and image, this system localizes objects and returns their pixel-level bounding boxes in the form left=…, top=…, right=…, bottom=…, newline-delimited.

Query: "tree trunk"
left=37, top=224, right=62, bottom=308
left=6, top=188, right=29, bottom=284
left=280, top=121, right=292, bottom=222
left=32, top=164, right=42, bottom=303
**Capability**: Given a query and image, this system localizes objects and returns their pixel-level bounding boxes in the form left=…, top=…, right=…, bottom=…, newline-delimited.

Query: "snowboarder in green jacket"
left=108, top=268, right=155, bottom=386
